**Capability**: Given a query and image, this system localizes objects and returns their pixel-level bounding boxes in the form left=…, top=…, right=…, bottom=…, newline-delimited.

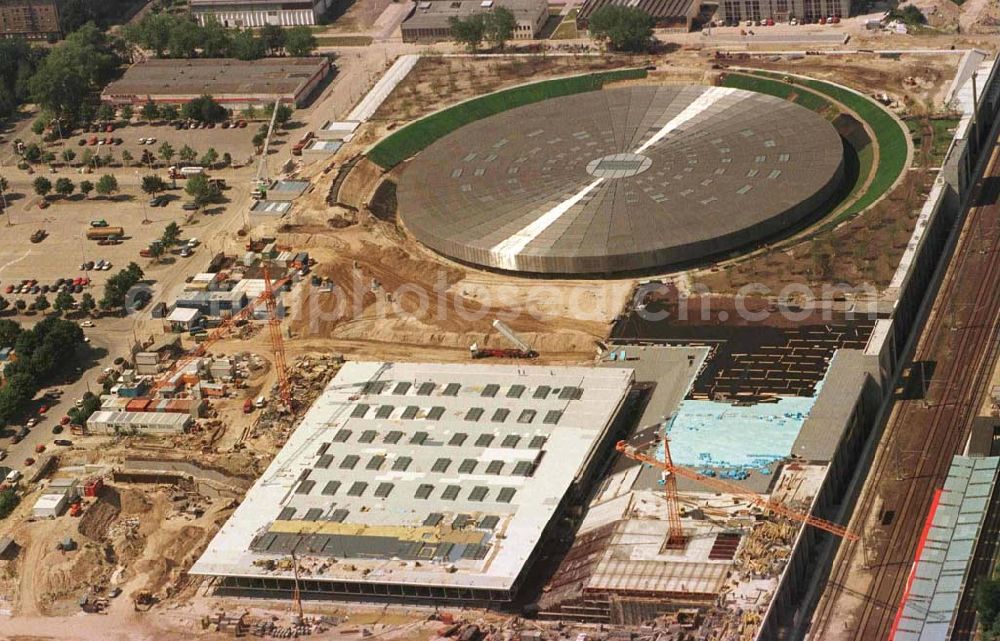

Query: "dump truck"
left=86, top=226, right=123, bottom=241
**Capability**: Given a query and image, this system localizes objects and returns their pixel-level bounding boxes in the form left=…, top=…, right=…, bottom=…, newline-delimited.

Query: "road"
left=808, top=132, right=1000, bottom=639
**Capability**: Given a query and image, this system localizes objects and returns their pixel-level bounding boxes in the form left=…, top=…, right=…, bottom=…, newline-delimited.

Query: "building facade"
left=190, top=0, right=332, bottom=27
left=0, top=0, right=60, bottom=40
left=715, top=0, right=849, bottom=23
left=401, top=0, right=548, bottom=42
left=576, top=0, right=700, bottom=32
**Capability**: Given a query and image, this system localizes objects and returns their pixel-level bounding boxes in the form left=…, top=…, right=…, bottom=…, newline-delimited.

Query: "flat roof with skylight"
left=192, top=361, right=634, bottom=601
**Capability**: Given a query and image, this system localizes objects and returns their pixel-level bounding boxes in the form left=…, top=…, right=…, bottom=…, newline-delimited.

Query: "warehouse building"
left=101, top=58, right=331, bottom=109
left=190, top=0, right=332, bottom=27
left=0, top=0, right=60, bottom=40
left=714, top=0, right=849, bottom=24
left=87, top=410, right=192, bottom=435
left=401, top=0, right=548, bottom=42
left=192, top=361, right=634, bottom=603
left=576, top=0, right=701, bottom=31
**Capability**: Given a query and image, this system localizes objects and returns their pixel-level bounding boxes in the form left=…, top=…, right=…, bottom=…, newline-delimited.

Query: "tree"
left=483, top=7, right=516, bottom=50
left=158, top=141, right=175, bottom=166
left=221, top=152, right=233, bottom=168
left=95, top=174, right=118, bottom=198
left=275, top=103, right=294, bottom=128
left=123, top=13, right=172, bottom=57
left=181, top=94, right=227, bottom=123
left=141, top=174, right=167, bottom=196
left=159, top=104, right=179, bottom=121
left=79, top=292, right=95, bottom=315
left=0, top=319, right=21, bottom=348
left=28, top=24, right=121, bottom=122
left=14, top=299, right=25, bottom=312
left=80, top=148, right=95, bottom=169
left=0, top=297, right=8, bottom=314
left=161, top=221, right=181, bottom=246
left=200, top=18, right=232, bottom=58
left=79, top=180, right=94, bottom=198
left=53, top=291, right=74, bottom=313
left=121, top=149, right=133, bottom=167
left=41, top=151, right=55, bottom=165
left=284, top=26, right=317, bottom=56
left=977, top=579, right=1000, bottom=631
left=22, top=143, right=41, bottom=163
left=888, top=4, right=926, bottom=24
left=149, top=242, right=164, bottom=262
left=261, top=24, right=286, bottom=54
left=61, top=149, right=76, bottom=165
left=179, top=145, right=197, bottom=163
left=54, top=177, right=74, bottom=198
left=241, top=106, right=258, bottom=121
left=185, top=174, right=219, bottom=206
left=31, top=118, right=45, bottom=136
left=166, top=17, right=201, bottom=58
left=140, top=100, right=160, bottom=122
left=120, top=104, right=133, bottom=122
left=0, top=488, right=19, bottom=520
left=126, top=261, right=144, bottom=282
left=33, top=176, right=52, bottom=199
left=587, top=5, right=654, bottom=51
left=96, top=103, right=115, bottom=122
left=252, top=131, right=266, bottom=152
left=229, top=29, right=266, bottom=60
left=200, top=148, right=219, bottom=168
left=34, top=294, right=49, bottom=314
left=450, top=14, right=486, bottom=51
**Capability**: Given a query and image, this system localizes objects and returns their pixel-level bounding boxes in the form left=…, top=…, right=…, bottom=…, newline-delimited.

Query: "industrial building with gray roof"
left=397, top=85, right=845, bottom=275
left=192, top=361, right=634, bottom=602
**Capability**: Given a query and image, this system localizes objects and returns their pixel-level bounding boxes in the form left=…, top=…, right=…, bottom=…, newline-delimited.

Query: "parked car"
left=54, top=439, right=72, bottom=446
left=182, top=202, right=199, bottom=211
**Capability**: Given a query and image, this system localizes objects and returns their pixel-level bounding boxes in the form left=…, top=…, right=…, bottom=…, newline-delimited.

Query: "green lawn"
left=367, top=68, right=647, bottom=169
left=723, top=71, right=908, bottom=220
left=315, top=35, right=374, bottom=46
left=551, top=9, right=580, bottom=39
left=720, top=73, right=834, bottom=114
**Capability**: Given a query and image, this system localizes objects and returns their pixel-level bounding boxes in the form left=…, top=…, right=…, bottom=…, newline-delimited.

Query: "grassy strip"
left=315, top=35, right=374, bottom=46
left=720, top=73, right=834, bottom=114
left=747, top=70, right=908, bottom=216
left=367, top=68, right=647, bottom=169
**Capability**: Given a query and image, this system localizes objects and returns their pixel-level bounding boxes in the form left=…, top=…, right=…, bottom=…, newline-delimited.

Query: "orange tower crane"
left=261, top=262, right=292, bottom=407
left=615, top=439, right=860, bottom=541
left=150, top=273, right=291, bottom=396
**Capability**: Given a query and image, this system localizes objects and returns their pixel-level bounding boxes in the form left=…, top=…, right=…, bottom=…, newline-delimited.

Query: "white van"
left=5, top=469, right=22, bottom=483
left=254, top=395, right=267, bottom=408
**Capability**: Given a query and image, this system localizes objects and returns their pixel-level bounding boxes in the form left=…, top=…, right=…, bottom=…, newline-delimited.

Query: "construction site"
left=3, top=16, right=1000, bottom=641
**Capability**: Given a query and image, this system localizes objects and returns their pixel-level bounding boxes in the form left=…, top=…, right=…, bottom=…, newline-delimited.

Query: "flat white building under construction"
left=192, top=361, right=634, bottom=602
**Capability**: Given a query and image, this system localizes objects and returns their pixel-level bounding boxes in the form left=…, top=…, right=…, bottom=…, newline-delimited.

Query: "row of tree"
left=123, top=14, right=317, bottom=60
left=0, top=290, right=92, bottom=316
left=31, top=175, right=118, bottom=200
left=0, top=317, right=86, bottom=427
left=450, top=7, right=518, bottom=51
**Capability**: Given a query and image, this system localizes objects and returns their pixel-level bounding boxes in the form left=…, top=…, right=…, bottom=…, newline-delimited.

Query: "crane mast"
left=615, top=440, right=859, bottom=541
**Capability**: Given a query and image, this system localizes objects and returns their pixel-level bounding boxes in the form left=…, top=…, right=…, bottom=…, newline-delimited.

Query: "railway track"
left=808, top=137, right=1000, bottom=640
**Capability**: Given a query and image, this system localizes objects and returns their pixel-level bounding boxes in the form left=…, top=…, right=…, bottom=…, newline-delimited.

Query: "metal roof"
left=398, top=85, right=844, bottom=274
left=895, top=456, right=1000, bottom=641
left=192, top=361, right=633, bottom=592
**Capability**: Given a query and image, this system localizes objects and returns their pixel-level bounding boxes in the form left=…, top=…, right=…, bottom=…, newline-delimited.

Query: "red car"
left=81, top=277, right=90, bottom=285
left=72, top=277, right=83, bottom=286
left=60, top=415, right=71, bottom=425
left=105, top=124, right=114, bottom=133
left=38, top=405, right=48, bottom=414
left=4, top=285, right=13, bottom=294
